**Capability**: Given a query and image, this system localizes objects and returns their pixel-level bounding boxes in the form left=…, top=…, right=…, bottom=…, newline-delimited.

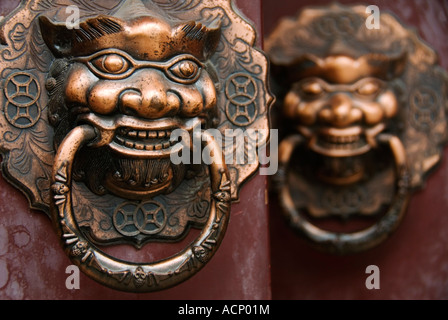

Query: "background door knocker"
left=266, top=3, right=448, bottom=254
left=0, top=0, right=272, bottom=291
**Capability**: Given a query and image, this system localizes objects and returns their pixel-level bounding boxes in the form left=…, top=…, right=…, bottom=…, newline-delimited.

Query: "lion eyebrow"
left=74, top=17, right=123, bottom=43
left=181, top=21, right=209, bottom=41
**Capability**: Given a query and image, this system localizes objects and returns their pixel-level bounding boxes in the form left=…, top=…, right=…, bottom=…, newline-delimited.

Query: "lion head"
left=266, top=5, right=409, bottom=186
left=40, top=1, right=221, bottom=199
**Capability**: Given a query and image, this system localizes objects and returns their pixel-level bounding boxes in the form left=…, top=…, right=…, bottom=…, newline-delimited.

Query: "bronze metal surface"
left=0, top=0, right=272, bottom=291
left=266, top=3, right=448, bottom=254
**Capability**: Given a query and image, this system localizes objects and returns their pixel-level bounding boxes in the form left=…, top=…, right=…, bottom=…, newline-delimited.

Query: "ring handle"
left=276, top=134, right=410, bottom=254
left=50, top=125, right=231, bottom=292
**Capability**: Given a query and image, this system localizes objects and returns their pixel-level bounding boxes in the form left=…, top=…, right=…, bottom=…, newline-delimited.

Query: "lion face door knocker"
left=266, top=4, right=448, bottom=254
left=0, top=0, right=272, bottom=291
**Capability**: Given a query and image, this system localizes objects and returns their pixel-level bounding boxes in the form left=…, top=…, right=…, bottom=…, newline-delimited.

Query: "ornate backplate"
left=266, top=4, right=448, bottom=254
left=0, top=0, right=272, bottom=291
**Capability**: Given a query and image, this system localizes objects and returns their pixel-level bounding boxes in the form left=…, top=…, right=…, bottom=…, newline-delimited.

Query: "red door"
left=1, top=0, right=447, bottom=301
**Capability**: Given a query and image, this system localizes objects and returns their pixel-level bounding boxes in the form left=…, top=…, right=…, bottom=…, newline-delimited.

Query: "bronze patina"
left=0, top=0, right=272, bottom=291
left=266, top=4, right=448, bottom=254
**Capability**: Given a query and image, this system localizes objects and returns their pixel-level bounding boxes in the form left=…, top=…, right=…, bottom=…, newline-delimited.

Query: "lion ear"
left=388, top=53, right=407, bottom=78
left=364, top=52, right=408, bottom=79
left=39, top=15, right=74, bottom=58
left=203, top=20, right=221, bottom=59
left=39, top=15, right=124, bottom=58
left=178, top=20, right=222, bottom=60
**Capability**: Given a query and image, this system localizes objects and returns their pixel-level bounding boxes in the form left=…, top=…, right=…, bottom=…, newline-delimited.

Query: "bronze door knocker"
left=266, top=4, right=448, bottom=254
left=0, top=0, right=272, bottom=291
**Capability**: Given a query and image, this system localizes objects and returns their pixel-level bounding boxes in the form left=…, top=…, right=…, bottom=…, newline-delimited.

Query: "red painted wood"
left=3, top=0, right=445, bottom=301
left=0, top=0, right=271, bottom=300
left=264, top=0, right=448, bottom=299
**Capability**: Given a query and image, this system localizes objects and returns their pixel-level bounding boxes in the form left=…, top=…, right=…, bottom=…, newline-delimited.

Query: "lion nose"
left=318, top=93, right=362, bottom=127
left=119, top=72, right=181, bottom=119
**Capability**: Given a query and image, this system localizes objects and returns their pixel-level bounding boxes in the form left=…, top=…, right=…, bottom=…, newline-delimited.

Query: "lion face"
left=40, top=10, right=220, bottom=199
left=283, top=55, right=400, bottom=159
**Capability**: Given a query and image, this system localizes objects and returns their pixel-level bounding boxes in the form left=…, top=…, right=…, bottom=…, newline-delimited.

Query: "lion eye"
left=301, top=80, right=324, bottom=97
left=91, top=54, right=131, bottom=75
left=168, top=59, right=201, bottom=83
left=356, top=79, right=381, bottom=96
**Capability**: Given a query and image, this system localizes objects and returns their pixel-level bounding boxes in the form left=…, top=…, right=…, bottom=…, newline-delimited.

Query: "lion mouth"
left=105, top=156, right=179, bottom=200
left=77, top=113, right=201, bottom=159
left=298, top=124, right=385, bottom=157
left=315, top=128, right=368, bottom=156
left=109, top=124, right=181, bottom=159
left=73, top=113, right=200, bottom=199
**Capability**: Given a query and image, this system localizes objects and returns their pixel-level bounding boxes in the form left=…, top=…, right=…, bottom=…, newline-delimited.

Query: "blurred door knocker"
left=0, top=0, right=272, bottom=291
left=266, top=4, right=448, bottom=254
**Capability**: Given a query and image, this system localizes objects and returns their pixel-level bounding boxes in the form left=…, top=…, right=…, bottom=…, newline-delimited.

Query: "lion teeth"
left=162, top=142, right=170, bottom=149
left=115, top=137, right=173, bottom=151
left=138, top=131, right=147, bottom=139
left=147, top=131, right=158, bottom=139
left=113, top=127, right=177, bottom=151
left=321, top=134, right=360, bottom=144
left=317, top=134, right=365, bottom=151
left=118, top=128, right=172, bottom=139
left=134, top=142, right=144, bottom=150
left=124, top=140, right=134, bottom=148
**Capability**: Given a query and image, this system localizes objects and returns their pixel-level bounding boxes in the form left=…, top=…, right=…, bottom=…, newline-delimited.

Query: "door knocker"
left=0, top=0, right=272, bottom=291
left=266, top=4, right=448, bottom=254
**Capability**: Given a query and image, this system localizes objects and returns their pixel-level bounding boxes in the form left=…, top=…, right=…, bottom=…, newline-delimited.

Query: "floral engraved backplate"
left=0, top=0, right=272, bottom=291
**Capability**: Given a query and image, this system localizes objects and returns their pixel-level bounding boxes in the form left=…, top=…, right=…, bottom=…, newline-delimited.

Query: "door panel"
left=264, top=0, right=448, bottom=299
left=0, top=0, right=271, bottom=299
left=1, top=0, right=447, bottom=300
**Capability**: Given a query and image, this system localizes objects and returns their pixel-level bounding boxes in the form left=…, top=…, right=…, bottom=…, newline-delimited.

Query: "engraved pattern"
left=52, top=143, right=230, bottom=291
left=410, top=87, right=439, bottom=131
left=312, top=12, right=362, bottom=38
left=69, top=168, right=211, bottom=247
left=1, top=0, right=270, bottom=292
left=0, top=0, right=272, bottom=214
left=267, top=4, right=448, bottom=254
left=151, top=0, right=273, bottom=199
left=225, top=73, right=258, bottom=126
left=321, top=187, right=367, bottom=216
left=266, top=3, right=448, bottom=189
left=4, top=72, right=41, bottom=128
left=113, top=200, right=167, bottom=237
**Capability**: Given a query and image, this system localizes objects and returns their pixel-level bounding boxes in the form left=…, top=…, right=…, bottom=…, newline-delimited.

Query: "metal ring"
left=276, top=134, right=410, bottom=254
left=50, top=125, right=230, bottom=292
